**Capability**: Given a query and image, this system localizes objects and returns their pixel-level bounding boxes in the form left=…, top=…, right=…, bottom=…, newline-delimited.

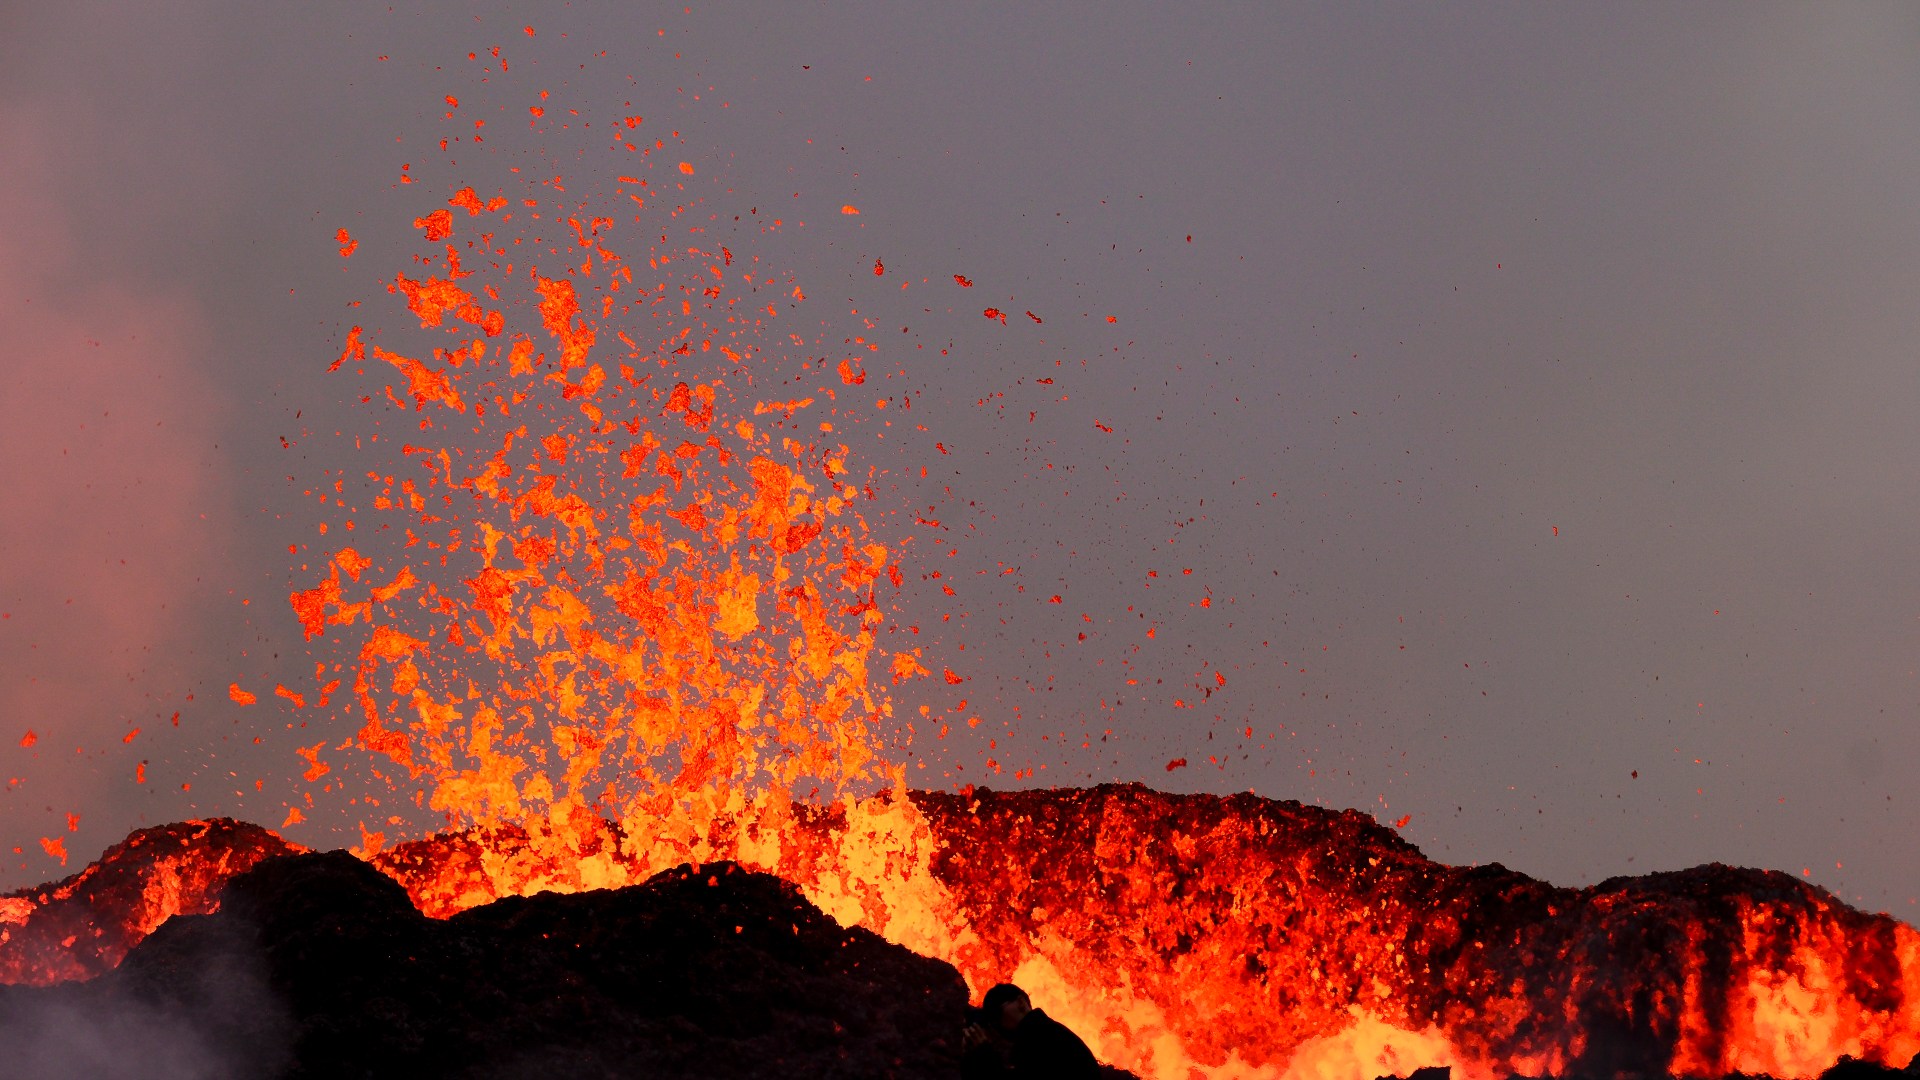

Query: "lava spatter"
left=295, top=162, right=917, bottom=866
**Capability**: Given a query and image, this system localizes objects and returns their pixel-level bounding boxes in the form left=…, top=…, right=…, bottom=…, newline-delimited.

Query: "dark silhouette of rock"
left=1816, top=1055, right=1920, bottom=1080
left=1376, top=1068, right=1451, bottom=1080
left=1, top=851, right=970, bottom=1078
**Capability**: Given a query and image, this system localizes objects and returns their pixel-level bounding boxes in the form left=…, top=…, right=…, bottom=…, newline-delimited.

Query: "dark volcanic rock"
left=1816, top=1057, right=1918, bottom=1080
left=0, top=851, right=969, bottom=1079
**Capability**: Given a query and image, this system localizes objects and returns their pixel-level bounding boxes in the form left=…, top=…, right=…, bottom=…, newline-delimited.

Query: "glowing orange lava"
left=290, top=162, right=920, bottom=868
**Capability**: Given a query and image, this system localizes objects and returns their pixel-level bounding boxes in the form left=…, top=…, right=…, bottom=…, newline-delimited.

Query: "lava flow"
left=2, top=94, right=1918, bottom=1080
left=4, top=788, right=1918, bottom=1079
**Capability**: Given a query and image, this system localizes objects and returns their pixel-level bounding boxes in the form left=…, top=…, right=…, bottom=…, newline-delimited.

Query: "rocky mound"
left=0, top=852, right=972, bottom=1079
left=0, top=818, right=298, bottom=985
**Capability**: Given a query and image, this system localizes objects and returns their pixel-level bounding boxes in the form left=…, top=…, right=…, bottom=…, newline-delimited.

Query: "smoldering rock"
left=5, top=850, right=972, bottom=1078
left=0, top=818, right=299, bottom=985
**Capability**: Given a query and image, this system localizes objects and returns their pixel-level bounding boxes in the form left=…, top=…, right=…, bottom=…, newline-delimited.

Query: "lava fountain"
left=3, top=89, right=1918, bottom=1080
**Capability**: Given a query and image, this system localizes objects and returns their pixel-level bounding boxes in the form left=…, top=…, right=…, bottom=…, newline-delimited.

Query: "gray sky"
left=4, top=3, right=1920, bottom=910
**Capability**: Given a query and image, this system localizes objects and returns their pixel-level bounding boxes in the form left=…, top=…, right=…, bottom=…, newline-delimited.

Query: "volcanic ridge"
left=2, top=784, right=1917, bottom=1080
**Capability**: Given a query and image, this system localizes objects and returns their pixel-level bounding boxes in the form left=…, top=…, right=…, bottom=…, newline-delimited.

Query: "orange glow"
left=413, top=208, right=454, bottom=241
left=283, top=163, right=918, bottom=885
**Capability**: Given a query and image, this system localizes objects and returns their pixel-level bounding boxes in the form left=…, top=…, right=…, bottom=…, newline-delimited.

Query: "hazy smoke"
left=0, top=917, right=289, bottom=1080
left=0, top=992, right=260, bottom=1080
left=0, top=103, right=229, bottom=863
